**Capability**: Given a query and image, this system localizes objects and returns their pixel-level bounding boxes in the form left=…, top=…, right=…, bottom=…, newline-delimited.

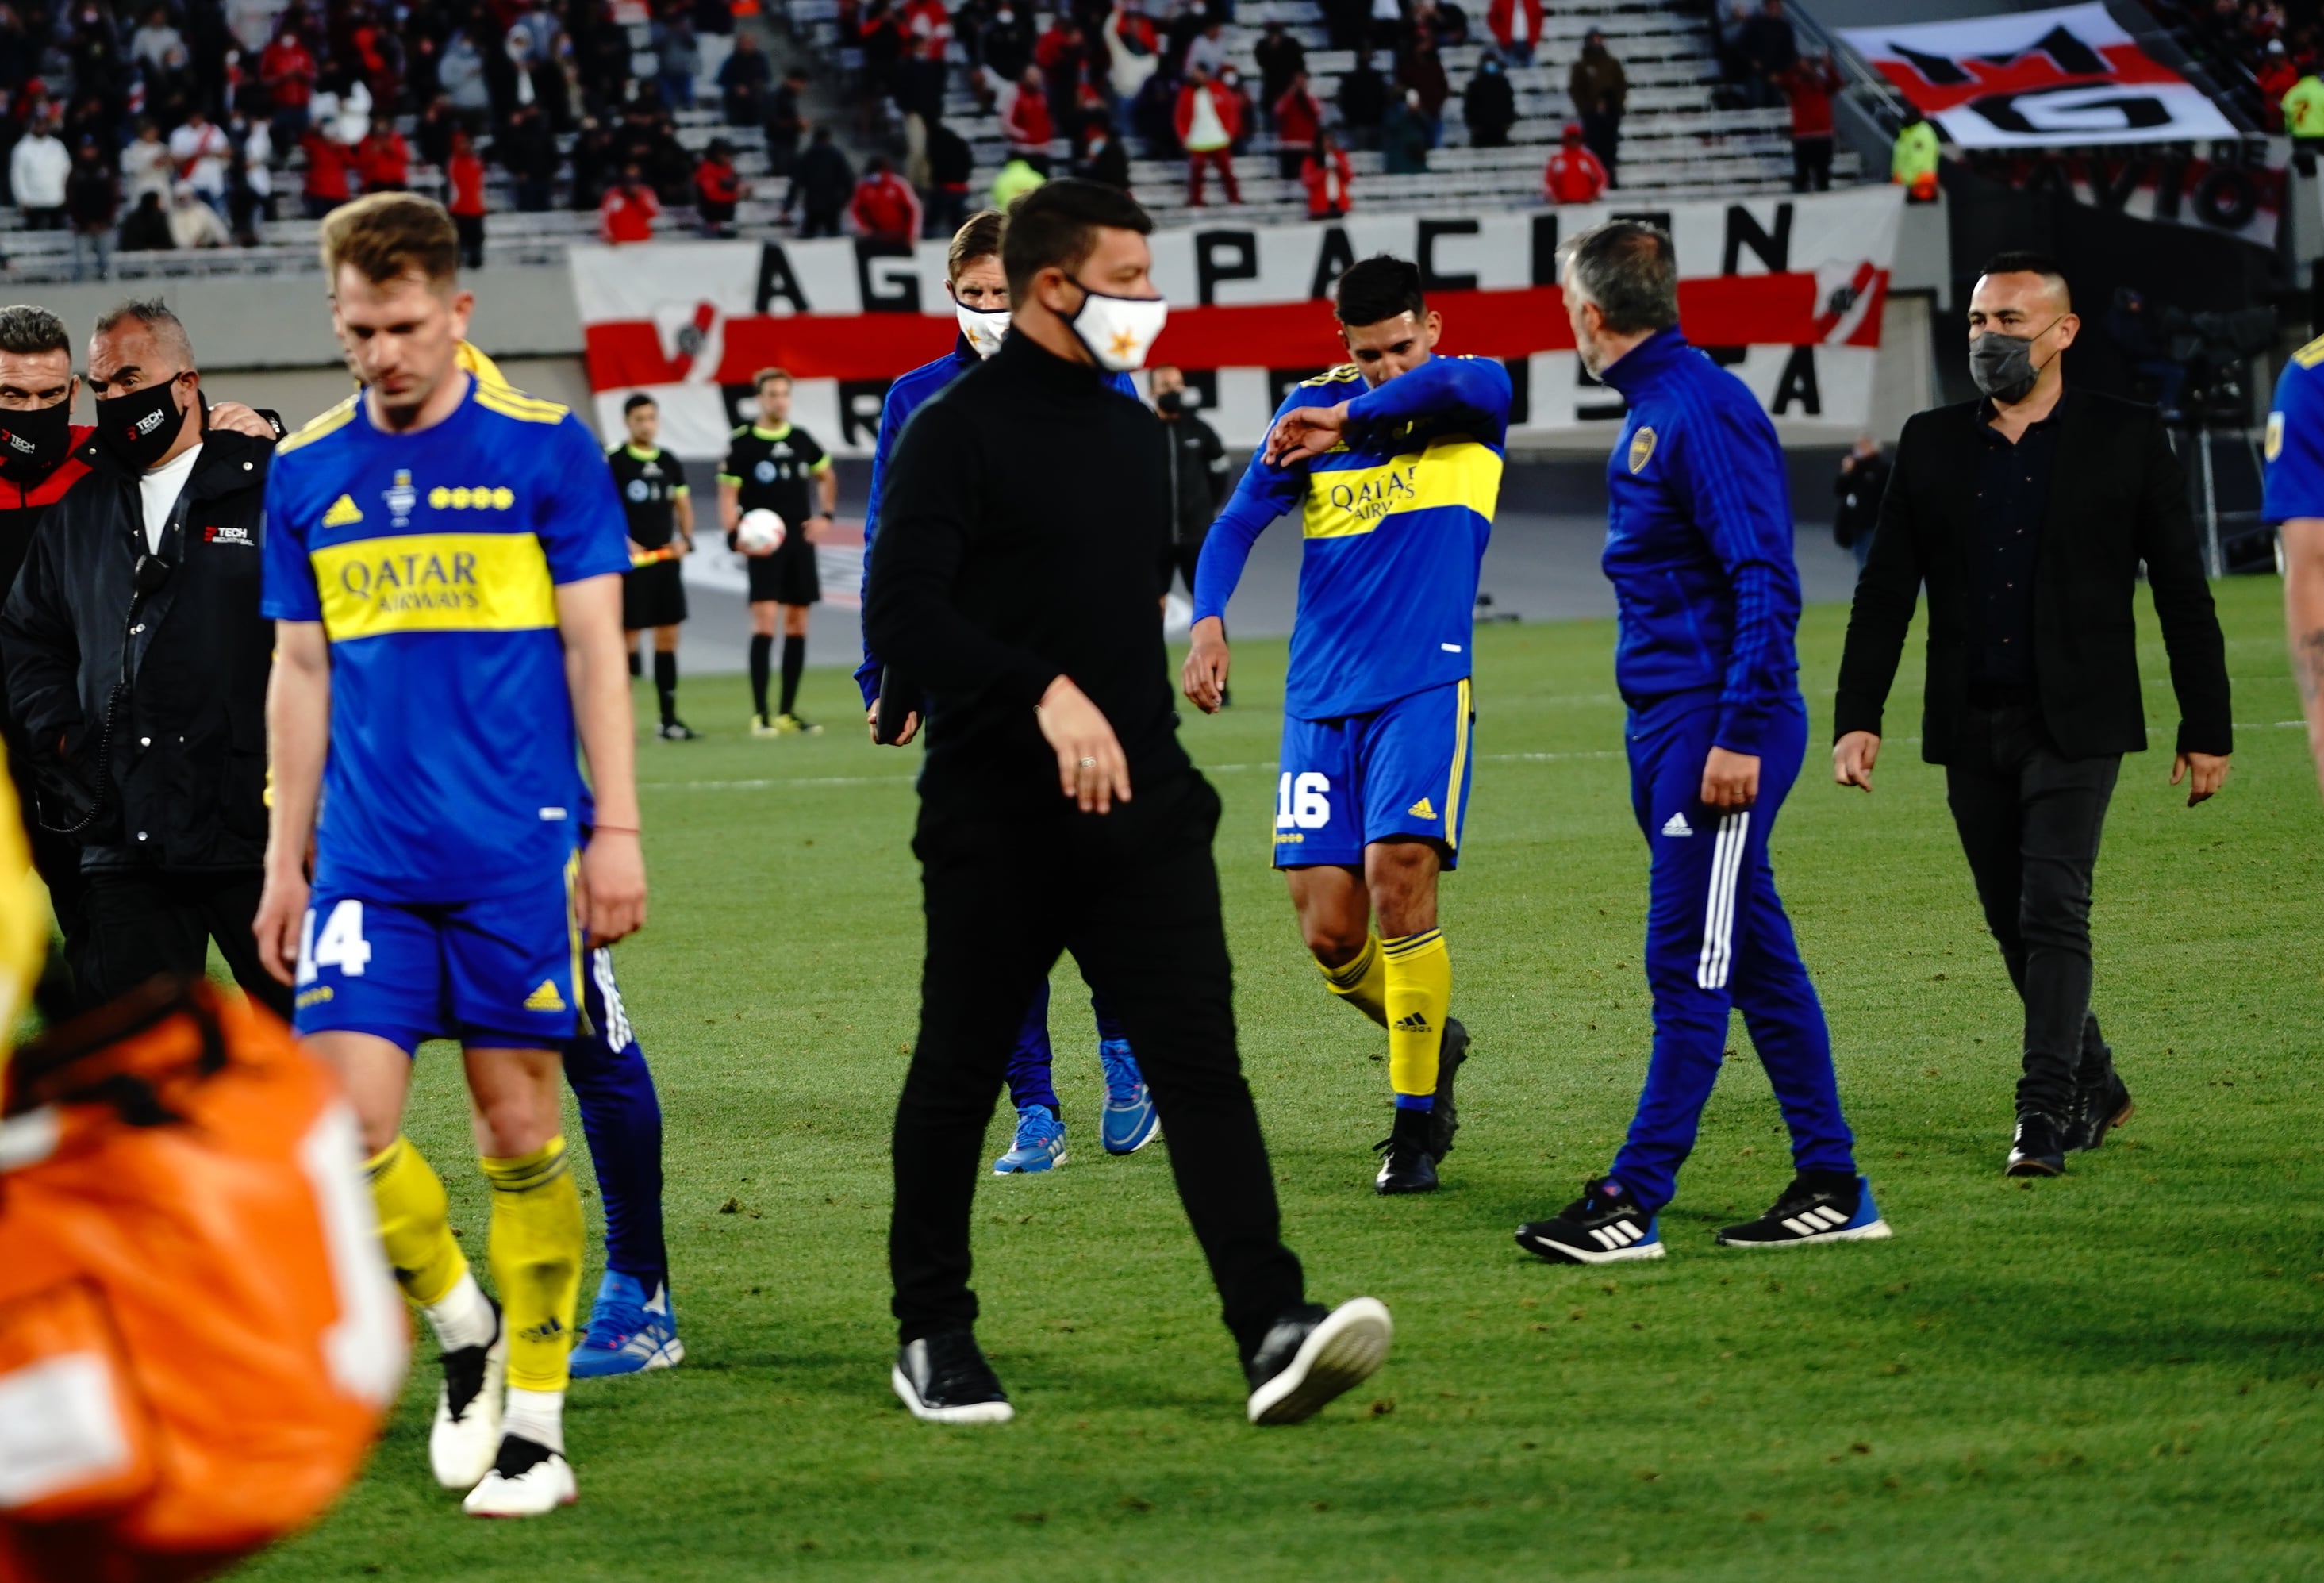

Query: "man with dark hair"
left=1835, top=251, right=2230, bottom=1177
left=868, top=179, right=1390, bottom=1427
left=1512, top=220, right=1886, bottom=1265
left=0, top=299, right=289, bottom=1021
left=1151, top=363, right=1227, bottom=601
left=1182, top=253, right=1509, bottom=1196
left=720, top=367, right=835, bottom=735
left=859, top=208, right=1158, bottom=1172
left=610, top=391, right=696, bottom=740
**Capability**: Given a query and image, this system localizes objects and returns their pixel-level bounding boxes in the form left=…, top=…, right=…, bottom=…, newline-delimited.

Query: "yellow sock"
left=1316, top=933, right=1389, bottom=1028
left=480, top=1136, right=584, bottom=1393
left=1381, top=929, right=1451, bottom=1100
left=366, top=1135, right=468, bottom=1308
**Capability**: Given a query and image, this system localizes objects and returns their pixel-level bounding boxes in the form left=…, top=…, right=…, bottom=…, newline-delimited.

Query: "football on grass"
left=736, top=509, right=786, bottom=556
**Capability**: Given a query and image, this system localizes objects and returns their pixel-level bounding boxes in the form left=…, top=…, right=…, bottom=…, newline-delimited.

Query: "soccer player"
left=721, top=367, right=835, bottom=736
left=253, top=192, right=647, bottom=1516
left=859, top=209, right=1157, bottom=1170
left=1181, top=254, right=1501, bottom=1195
left=610, top=391, right=697, bottom=740
left=2272, top=334, right=2324, bottom=805
left=1513, top=220, right=1885, bottom=1263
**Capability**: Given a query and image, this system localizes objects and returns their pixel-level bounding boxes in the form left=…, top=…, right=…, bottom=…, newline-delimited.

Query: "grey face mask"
left=1969, top=318, right=2059, bottom=405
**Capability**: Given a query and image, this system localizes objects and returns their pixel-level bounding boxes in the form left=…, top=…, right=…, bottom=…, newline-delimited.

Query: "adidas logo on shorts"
left=1408, top=796, right=1438, bottom=820
left=524, top=981, right=567, bottom=1012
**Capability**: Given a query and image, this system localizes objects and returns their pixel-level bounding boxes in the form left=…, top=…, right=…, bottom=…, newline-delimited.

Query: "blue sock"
left=1395, top=1093, right=1436, bottom=1112
left=569, top=947, right=670, bottom=1293
left=1005, top=978, right=1061, bottom=1116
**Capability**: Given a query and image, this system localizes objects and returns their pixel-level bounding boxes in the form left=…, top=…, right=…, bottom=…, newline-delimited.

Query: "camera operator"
left=0, top=300, right=289, bottom=1016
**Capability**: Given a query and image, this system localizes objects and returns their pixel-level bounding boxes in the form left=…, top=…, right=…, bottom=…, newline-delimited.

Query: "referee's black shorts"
left=622, top=559, right=688, bottom=631
left=745, top=536, right=820, bottom=605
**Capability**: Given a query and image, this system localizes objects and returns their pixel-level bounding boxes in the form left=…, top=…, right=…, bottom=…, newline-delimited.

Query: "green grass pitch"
left=238, top=577, right=2324, bottom=1581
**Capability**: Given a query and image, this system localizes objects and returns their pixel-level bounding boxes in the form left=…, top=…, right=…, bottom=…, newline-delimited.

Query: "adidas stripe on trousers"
left=1608, top=693, right=1856, bottom=1212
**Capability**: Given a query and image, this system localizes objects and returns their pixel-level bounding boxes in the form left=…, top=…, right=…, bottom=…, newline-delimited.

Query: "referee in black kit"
left=864, top=179, right=1392, bottom=1427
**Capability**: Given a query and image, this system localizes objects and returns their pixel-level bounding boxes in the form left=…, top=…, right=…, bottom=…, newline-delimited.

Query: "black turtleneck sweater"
left=863, top=330, right=1185, bottom=815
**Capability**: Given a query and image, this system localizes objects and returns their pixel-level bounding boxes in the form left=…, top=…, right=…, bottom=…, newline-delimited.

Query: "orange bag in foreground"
left=0, top=980, right=409, bottom=1583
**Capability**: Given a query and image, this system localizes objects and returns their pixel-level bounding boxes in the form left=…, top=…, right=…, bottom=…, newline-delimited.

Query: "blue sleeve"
left=1341, top=355, right=1512, bottom=447
left=1191, top=391, right=1310, bottom=626
left=856, top=377, right=914, bottom=707
left=539, top=415, right=635, bottom=583
left=2265, top=358, right=2324, bottom=522
left=259, top=455, right=322, bottom=622
left=1671, top=390, right=1798, bottom=757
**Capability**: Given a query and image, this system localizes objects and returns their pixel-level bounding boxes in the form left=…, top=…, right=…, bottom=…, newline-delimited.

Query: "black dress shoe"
left=2005, top=1112, right=2067, bottom=1177
left=2068, top=1072, right=2134, bottom=1151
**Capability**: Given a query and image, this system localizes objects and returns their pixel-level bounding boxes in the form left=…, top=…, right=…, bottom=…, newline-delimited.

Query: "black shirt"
left=1973, top=400, right=2059, bottom=692
left=864, top=332, right=1186, bottom=814
left=606, top=443, right=687, bottom=551
left=719, top=421, right=828, bottom=528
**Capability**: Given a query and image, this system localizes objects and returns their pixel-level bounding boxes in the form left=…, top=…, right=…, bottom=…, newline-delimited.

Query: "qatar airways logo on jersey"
left=1323, top=463, right=1421, bottom=524
left=336, top=548, right=483, bottom=613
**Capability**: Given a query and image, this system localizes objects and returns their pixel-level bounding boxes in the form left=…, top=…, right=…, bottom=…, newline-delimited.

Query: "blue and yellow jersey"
left=260, top=374, right=632, bottom=904
left=1192, top=354, right=1510, bottom=720
left=2264, top=333, right=2324, bottom=521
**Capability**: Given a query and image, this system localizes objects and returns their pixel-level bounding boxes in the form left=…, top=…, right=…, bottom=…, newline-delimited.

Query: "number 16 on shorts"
left=1275, top=770, right=1333, bottom=858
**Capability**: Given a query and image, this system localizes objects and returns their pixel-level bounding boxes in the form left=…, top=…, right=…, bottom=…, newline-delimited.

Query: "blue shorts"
left=1273, top=678, right=1474, bottom=870
left=290, top=859, right=583, bottom=1054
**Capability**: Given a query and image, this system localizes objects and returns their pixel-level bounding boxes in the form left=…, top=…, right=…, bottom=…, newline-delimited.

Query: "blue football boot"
left=568, top=1270, right=684, bottom=1377
left=1098, top=1038, right=1160, bottom=1155
left=992, top=1105, right=1068, bottom=1174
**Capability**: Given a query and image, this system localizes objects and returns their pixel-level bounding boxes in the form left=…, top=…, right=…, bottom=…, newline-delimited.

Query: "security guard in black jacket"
left=1151, top=363, right=1229, bottom=599
left=0, top=301, right=289, bottom=1017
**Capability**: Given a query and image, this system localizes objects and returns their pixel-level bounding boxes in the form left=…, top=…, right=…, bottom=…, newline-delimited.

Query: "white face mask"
left=955, top=299, right=1009, bottom=359
left=1066, top=279, right=1169, bottom=372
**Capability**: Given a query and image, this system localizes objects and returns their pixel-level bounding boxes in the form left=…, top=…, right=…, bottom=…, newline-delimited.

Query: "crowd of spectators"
left=2146, top=0, right=2314, bottom=133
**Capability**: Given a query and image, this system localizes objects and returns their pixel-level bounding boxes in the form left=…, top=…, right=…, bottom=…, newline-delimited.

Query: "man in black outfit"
left=609, top=391, right=697, bottom=740
left=1831, top=252, right=2231, bottom=1178
left=1149, top=363, right=1227, bottom=601
left=865, top=180, right=1391, bottom=1427
left=0, top=299, right=291, bottom=1020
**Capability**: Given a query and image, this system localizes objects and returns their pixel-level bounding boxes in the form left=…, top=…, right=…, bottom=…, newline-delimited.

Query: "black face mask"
left=94, top=376, right=192, bottom=470
left=1155, top=389, right=1185, bottom=415
left=0, top=397, right=73, bottom=483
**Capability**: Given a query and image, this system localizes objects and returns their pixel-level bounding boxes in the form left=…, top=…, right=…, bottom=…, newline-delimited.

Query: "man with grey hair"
left=0, top=298, right=290, bottom=1016
left=1515, top=220, right=1885, bottom=1266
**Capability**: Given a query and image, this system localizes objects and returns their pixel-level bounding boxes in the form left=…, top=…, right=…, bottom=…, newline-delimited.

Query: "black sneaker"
left=1427, top=1017, right=1470, bottom=1160
left=1715, top=1171, right=1892, bottom=1249
left=1515, top=1177, right=1665, bottom=1264
left=2005, top=1113, right=2067, bottom=1177
left=1372, top=1106, right=1439, bottom=1194
left=657, top=719, right=700, bottom=740
left=2068, top=1072, right=2134, bottom=1152
left=1243, top=1297, right=1392, bottom=1425
left=891, top=1330, right=1013, bottom=1424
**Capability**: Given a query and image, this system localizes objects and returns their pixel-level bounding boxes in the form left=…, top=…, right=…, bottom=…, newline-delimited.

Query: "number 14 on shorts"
left=1277, top=771, right=1331, bottom=830
left=298, top=899, right=374, bottom=983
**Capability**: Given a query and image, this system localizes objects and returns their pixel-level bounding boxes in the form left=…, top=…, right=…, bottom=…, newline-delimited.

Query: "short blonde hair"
left=319, top=193, right=461, bottom=288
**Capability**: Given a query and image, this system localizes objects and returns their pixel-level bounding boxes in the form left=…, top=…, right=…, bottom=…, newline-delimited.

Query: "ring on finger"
left=1077, top=756, right=1098, bottom=768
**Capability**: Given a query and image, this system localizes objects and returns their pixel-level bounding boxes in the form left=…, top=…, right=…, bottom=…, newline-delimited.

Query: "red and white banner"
left=570, top=186, right=1903, bottom=457
left=1840, top=3, right=2239, bottom=151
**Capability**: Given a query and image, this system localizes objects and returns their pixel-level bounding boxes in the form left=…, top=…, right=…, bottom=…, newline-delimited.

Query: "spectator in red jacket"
left=446, top=128, right=486, bottom=268
left=1004, top=63, right=1054, bottom=153
left=2260, top=39, right=2299, bottom=131
left=1542, top=121, right=1608, bottom=204
left=356, top=122, right=409, bottom=192
left=849, top=154, right=921, bottom=242
left=1175, top=63, right=1243, bottom=206
left=695, top=137, right=745, bottom=236
left=601, top=163, right=661, bottom=243
left=1781, top=52, right=1842, bottom=192
left=259, top=32, right=315, bottom=149
left=1302, top=129, right=1354, bottom=217
left=1274, top=70, right=1322, bottom=177
left=298, top=125, right=351, bottom=218
left=1485, top=0, right=1541, bottom=65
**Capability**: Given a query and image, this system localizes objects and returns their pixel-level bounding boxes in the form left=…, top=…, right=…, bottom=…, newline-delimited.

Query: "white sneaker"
left=463, top=1437, right=578, bottom=1517
left=1244, top=1297, right=1393, bottom=1426
left=428, top=1311, right=507, bottom=1489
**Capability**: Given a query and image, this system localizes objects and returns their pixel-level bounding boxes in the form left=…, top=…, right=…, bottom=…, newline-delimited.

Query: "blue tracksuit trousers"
left=1005, top=978, right=1128, bottom=1114
left=1609, top=693, right=1856, bottom=1211
left=569, top=946, right=669, bottom=1289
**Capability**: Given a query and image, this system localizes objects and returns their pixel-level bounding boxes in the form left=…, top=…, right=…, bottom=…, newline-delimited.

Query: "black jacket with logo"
left=0, top=428, right=276, bottom=870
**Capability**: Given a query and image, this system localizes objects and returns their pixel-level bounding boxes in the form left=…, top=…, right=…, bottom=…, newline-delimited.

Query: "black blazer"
left=1833, top=387, right=2231, bottom=764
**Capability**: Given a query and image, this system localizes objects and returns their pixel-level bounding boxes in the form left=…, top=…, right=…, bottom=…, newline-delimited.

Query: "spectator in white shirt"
left=1185, top=17, right=1228, bottom=78
left=123, top=118, right=173, bottom=206
left=10, top=116, right=69, bottom=229
left=167, top=179, right=231, bottom=248
left=129, top=5, right=184, bottom=74
left=167, top=108, right=231, bottom=215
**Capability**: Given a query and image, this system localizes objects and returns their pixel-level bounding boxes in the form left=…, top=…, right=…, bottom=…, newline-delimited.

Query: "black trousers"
left=1792, top=135, right=1832, bottom=192
left=80, top=866, right=294, bottom=1022
left=1943, top=705, right=2121, bottom=1120
left=890, top=771, right=1306, bottom=1359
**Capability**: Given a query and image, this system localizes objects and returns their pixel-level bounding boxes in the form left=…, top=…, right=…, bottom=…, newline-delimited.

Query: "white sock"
left=421, top=1270, right=497, bottom=1353
left=502, top=1386, right=566, bottom=1456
